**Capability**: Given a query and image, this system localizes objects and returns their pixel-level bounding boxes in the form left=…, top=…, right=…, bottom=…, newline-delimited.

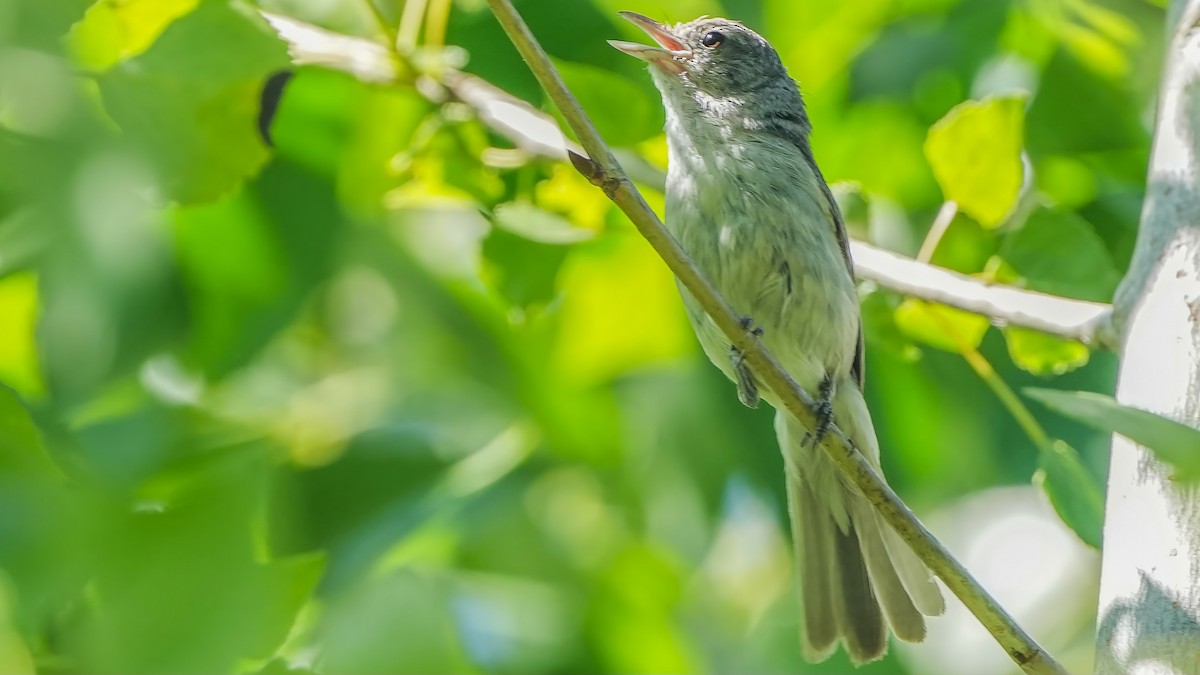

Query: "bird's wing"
left=756, top=108, right=865, bottom=387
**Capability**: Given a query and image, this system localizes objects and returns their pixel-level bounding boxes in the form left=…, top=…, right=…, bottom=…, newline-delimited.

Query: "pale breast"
left=663, top=125, right=860, bottom=391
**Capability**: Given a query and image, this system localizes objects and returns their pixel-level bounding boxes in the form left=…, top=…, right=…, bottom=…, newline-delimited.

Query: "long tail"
left=776, top=391, right=944, bottom=664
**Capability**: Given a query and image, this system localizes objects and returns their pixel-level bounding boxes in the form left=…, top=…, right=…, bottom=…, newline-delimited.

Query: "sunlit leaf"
left=893, top=298, right=990, bottom=353
left=96, top=1, right=290, bottom=203
left=338, top=88, right=433, bottom=215
left=595, top=544, right=698, bottom=673
left=491, top=202, right=596, bottom=244
left=553, top=232, right=695, bottom=385
left=1027, top=388, right=1200, bottom=480
left=552, top=59, right=662, bottom=147
left=534, top=163, right=613, bottom=231
left=1004, top=327, right=1090, bottom=376
left=924, top=95, right=1026, bottom=227
left=68, top=0, right=200, bottom=71
left=1034, top=440, right=1103, bottom=548
left=0, top=273, right=43, bottom=397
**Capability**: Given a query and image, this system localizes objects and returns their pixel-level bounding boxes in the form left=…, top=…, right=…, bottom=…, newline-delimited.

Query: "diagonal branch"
left=481, top=1, right=1066, bottom=674
left=263, top=11, right=1117, bottom=351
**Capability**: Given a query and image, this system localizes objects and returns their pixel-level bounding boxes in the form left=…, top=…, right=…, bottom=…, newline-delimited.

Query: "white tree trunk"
left=1095, top=2, right=1200, bottom=673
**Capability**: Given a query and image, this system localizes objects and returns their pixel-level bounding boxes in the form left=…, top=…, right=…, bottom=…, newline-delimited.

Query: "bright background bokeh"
left=0, top=0, right=1165, bottom=672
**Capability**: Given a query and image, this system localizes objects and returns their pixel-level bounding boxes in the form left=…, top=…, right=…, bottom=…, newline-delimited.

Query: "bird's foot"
left=731, top=316, right=764, bottom=408
left=730, top=346, right=759, bottom=408
left=738, top=315, right=764, bottom=338
left=803, top=373, right=836, bottom=448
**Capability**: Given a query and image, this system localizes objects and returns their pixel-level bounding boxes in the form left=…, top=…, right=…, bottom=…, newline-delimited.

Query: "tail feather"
left=852, top=501, right=927, bottom=643
left=830, top=515, right=887, bottom=663
left=778, top=407, right=944, bottom=664
left=788, top=476, right=838, bottom=660
left=879, top=521, right=946, bottom=617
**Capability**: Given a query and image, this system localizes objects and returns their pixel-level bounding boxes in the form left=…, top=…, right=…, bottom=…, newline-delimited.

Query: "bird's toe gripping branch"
left=731, top=316, right=764, bottom=408
left=803, top=373, right=836, bottom=448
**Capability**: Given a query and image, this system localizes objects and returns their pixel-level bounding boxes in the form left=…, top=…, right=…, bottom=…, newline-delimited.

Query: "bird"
left=609, top=12, right=945, bottom=664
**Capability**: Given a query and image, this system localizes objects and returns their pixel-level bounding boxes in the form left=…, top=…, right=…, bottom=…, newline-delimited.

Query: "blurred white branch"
left=851, top=243, right=1116, bottom=349
left=264, top=11, right=400, bottom=84
left=1095, top=1, right=1200, bottom=673
left=263, top=11, right=1118, bottom=351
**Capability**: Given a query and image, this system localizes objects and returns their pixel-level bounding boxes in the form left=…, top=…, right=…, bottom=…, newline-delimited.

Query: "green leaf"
left=319, top=571, right=473, bottom=674
left=1034, top=440, right=1103, bottom=548
left=1000, top=207, right=1120, bottom=302
left=552, top=59, right=662, bottom=147
left=491, top=202, right=596, bottom=244
left=924, top=95, right=1027, bottom=227
left=0, top=385, right=55, bottom=476
left=482, top=229, right=570, bottom=307
left=250, top=553, right=326, bottom=659
left=96, top=1, right=290, bottom=203
left=893, top=298, right=990, bottom=353
left=1026, top=389, right=1200, bottom=480
left=860, top=291, right=922, bottom=363
left=173, top=158, right=342, bottom=377
left=0, top=272, right=44, bottom=397
left=1026, top=48, right=1145, bottom=154
left=1004, top=327, right=1090, bottom=376
left=68, top=0, right=200, bottom=71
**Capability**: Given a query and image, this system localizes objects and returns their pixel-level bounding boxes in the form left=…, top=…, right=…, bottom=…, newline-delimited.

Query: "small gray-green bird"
left=610, top=12, right=945, bottom=664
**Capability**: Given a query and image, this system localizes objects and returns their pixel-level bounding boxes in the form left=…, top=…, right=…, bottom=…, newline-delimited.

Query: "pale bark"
left=1095, top=2, right=1200, bottom=673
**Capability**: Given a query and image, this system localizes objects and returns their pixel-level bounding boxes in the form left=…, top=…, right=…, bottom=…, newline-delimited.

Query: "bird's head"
left=609, top=12, right=790, bottom=100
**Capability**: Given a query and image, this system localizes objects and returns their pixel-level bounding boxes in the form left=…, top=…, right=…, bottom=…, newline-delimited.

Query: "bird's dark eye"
left=701, top=31, right=724, bottom=48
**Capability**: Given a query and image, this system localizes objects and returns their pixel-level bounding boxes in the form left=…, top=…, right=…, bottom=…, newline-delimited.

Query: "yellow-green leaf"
left=1004, top=327, right=1090, bottom=376
left=95, top=1, right=290, bottom=203
left=924, top=95, right=1027, bottom=227
left=0, top=273, right=43, bottom=398
left=894, top=298, right=990, bottom=353
left=68, top=0, right=200, bottom=72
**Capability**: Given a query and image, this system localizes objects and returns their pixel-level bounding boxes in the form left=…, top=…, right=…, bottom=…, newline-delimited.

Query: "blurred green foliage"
left=0, top=0, right=1165, bottom=672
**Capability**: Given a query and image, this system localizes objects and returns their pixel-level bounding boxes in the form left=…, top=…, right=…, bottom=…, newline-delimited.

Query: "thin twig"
left=482, top=1, right=1068, bottom=674
left=424, top=0, right=452, bottom=48
left=917, top=200, right=958, bottom=263
left=397, top=0, right=429, bottom=50
left=262, top=10, right=1117, bottom=351
left=357, top=0, right=398, bottom=48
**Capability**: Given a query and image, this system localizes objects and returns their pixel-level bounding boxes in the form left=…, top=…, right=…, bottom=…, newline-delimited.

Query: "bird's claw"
left=730, top=345, right=759, bottom=408
left=804, top=373, right=836, bottom=448
left=731, top=315, right=762, bottom=408
left=738, top=315, right=764, bottom=338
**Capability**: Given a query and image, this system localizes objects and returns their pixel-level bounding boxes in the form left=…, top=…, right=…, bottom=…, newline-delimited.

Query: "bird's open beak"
left=608, top=11, right=690, bottom=74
